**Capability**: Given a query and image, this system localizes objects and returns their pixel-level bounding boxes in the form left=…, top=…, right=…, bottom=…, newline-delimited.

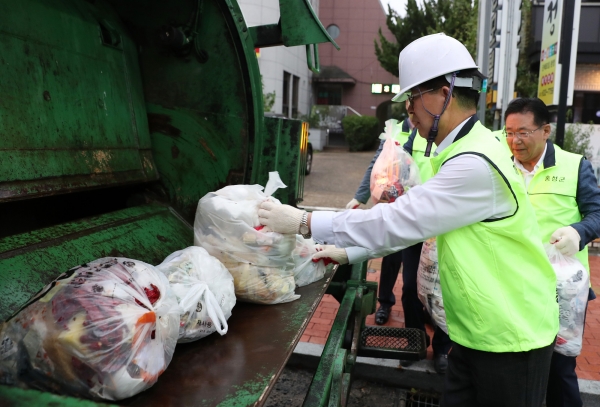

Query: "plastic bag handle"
left=203, top=288, right=228, bottom=335
left=180, top=283, right=229, bottom=336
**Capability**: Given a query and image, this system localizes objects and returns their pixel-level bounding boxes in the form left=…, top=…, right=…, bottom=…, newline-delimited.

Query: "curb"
left=291, top=342, right=600, bottom=405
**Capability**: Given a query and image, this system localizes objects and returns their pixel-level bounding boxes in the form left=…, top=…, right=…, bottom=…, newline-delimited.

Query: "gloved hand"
left=312, top=245, right=349, bottom=265
left=258, top=201, right=304, bottom=235
left=346, top=198, right=361, bottom=209
left=550, top=226, right=581, bottom=257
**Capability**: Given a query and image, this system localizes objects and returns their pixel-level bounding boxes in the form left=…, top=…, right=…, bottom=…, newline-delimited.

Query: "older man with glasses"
left=505, top=97, right=600, bottom=407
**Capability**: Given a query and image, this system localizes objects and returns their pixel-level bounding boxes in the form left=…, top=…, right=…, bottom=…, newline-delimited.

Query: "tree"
left=261, top=75, right=276, bottom=112
left=431, top=0, right=478, bottom=56
left=374, top=0, right=478, bottom=78
left=374, top=0, right=439, bottom=77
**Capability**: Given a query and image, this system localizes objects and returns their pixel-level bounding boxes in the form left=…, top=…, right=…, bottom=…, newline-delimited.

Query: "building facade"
left=238, top=0, right=320, bottom=118
left=528, top=0, right=600, bottom=123
left=315, top=0, right=398, bottom=119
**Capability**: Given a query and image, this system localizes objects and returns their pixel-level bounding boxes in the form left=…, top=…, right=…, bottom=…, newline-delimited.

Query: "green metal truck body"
left=0, top=1, right=424, bottom=405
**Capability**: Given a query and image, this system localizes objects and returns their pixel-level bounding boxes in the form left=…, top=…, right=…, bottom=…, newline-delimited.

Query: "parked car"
left=306, top=141, right=313, bottom=175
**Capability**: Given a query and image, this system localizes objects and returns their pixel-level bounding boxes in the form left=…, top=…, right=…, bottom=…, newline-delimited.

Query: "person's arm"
left=311, top=155, right=516, bottom=262
left=571, top=159, right=600, bottom=249
left=353, top=139, right=385, bottom=204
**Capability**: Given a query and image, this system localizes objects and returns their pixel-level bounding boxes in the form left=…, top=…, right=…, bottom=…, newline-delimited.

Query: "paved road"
left=264, top=365, right=439, bottom=407
left=301, top=149, right=376, bottom=210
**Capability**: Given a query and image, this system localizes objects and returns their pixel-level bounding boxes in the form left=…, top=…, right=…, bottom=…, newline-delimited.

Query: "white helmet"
left=392, top=33, right=479, bottom=102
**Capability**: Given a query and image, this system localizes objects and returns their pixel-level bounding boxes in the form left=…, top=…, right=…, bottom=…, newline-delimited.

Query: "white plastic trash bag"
left=194, top=171, right=299, bottom=304
left=157, top=247, right=236, bottom=343
left=545, top=244, right=589, bottom=357
left=0, top=258, right=181, bottom=401
left=370, top=121, right=421, bottom=204
left=417, top=238, right=448, bottom=334
left=291, top=236, right=327, bottom=287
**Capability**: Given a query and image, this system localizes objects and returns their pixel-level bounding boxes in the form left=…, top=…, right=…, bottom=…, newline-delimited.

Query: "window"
left=292, top=76, right=300, bottom=118
left=283, top=72, right=291, bottom=117
left=316, top=85, right=342, bottom=105
left=282, top=71, right=301, bottom=117
left=581, top=92, right=600, bottom=124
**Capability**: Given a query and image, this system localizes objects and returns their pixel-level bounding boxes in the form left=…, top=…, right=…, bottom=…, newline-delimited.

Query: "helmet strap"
left=422, top=72, right=458, bottom=157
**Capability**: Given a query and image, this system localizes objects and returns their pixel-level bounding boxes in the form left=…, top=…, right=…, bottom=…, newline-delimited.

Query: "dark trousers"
left=377, top=249, right=402, bottom=309
left=441, top=341, right=555, bottom=407
left=378, top=242, right=452, bottom=355
left=546, top=352, right=582, bottom=407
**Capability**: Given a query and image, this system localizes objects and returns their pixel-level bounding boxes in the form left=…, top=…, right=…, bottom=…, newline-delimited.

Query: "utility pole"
left=555, top=0, right=576, bottom=148
left=477, top=0, right=492, bottom=121
left=496, top=0, right=522, bottom=128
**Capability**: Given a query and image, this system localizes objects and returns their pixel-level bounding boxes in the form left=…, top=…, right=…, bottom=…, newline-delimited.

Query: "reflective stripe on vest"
left=526, top=144, right=588, bottom=271
left=430, top=119, right=559, bottom=352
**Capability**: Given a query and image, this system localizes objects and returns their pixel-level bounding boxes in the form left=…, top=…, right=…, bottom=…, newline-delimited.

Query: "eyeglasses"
left=407, top=88, right=439, bottom=105
left=504, top=125, right=545, bottom=140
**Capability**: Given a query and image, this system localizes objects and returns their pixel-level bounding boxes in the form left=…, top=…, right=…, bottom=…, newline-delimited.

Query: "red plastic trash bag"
left=370, top=124, right=421, bottom=204
left=0, top=258, right=181, bottom=400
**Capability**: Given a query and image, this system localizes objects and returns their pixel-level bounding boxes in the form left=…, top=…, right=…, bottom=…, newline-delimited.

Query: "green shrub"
left=550, top=123, right=594, bottom=158
left=342, top=115, right=380, bottom=152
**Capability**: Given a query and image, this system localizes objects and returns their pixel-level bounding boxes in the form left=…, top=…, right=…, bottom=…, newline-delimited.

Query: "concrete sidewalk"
left=299, top=149, right=377, bottom=210
left=295, top=148, right=600, bottom=403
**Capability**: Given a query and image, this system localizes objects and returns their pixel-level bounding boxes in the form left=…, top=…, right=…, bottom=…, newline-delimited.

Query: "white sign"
left=496, top=0, right=521, bottom=112
left=537, top=0, right=563, bottom=105
left=537, top=0, right=581, bottom=106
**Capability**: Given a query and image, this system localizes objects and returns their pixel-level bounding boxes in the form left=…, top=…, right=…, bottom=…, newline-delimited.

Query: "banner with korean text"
left=538, top=0, right=563, bottom=105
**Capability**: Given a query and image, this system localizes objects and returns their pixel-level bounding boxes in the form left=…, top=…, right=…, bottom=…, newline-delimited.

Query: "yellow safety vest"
left=430, top=117, right=559, bottom=352
left=523, top=142, right=589, bottom=271
left=411, top=134, right=434, bottom=182
left=392, top=119, right=411, bottom=146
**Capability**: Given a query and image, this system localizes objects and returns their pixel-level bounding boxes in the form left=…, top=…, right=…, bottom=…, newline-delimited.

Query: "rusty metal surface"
left=0, top=0, right=157, bottom=202
left=122, top=270, right=334, bottom=407
left=0, top=203, right=193, bottom=321
left=105, top=0, right=263, bottom=223
left=0, top=386, right=119, bottom=407
left=0, top=201, right=333, bottom=407
left=254, top=117, right=304, bottom=206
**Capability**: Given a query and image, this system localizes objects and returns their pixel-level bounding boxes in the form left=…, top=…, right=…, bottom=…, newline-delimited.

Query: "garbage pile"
left=0, top=172, right=328, bottom=401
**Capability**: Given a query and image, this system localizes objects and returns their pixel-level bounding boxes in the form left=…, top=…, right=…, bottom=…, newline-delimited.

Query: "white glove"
left=550, top=226, right=581, bottom=257
left=346, top=198, right=361, bottom=209
left=312, top=245, right=349, bottom=265
left=258, top=201, right=304, bottom=235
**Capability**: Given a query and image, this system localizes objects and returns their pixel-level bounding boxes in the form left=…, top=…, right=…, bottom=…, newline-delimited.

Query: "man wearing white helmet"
left=258, top=33, right=558, bottom=406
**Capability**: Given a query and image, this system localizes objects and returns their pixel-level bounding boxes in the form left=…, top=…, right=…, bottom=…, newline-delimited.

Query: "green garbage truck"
left=0, top=0, right=426, bottom=405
